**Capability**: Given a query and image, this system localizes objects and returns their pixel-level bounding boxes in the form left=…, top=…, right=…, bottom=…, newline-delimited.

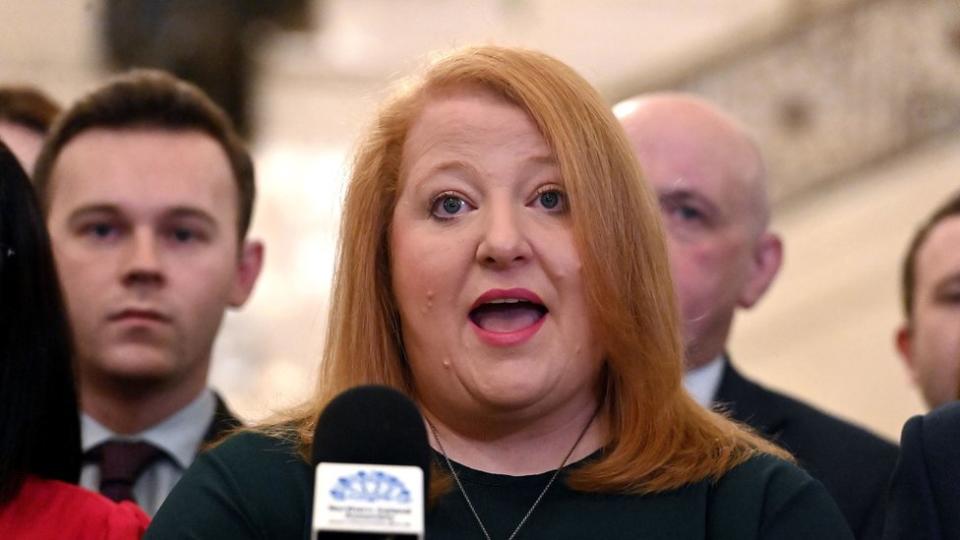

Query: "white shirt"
left=682, top=355, right=726, bottom=408
left=81, top=388, right=216, bottom=516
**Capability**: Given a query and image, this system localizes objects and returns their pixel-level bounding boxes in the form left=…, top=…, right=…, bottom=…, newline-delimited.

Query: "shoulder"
left=183, top=429, right=313, bottom=499
left=718, top=365, right=897, bottom=463
left=206, top=429, right=301, bottom=461
left=707, top=454, right=853, bottom=540
left=883, top=403, right=960, bottom=540
left=146, top=430, right=312, bottom=540
left=909, top=400, right=960, bottom=447
left=898, top=402, right=960, bottom=465
left=0, top=477, right=148, bottom=539
left=713, top=453, right=819, bottom=502
left=717, top=365, right=897, bottom=535
left=770, top=391, right=896, bottom=458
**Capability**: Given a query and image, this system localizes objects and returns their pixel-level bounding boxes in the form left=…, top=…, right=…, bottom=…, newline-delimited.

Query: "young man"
left=0, top=84, right=61, bottom=172
left=616, top=93, right=898, bottom=540
left=33, top=70, right=264, bottom=515
left=895, top=191, right=960, bottom=410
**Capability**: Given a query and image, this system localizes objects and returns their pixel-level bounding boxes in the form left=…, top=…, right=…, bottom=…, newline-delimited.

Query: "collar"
left=682, top=354, right=726, bottom=407
left=81, top=389, right=216, bottom=469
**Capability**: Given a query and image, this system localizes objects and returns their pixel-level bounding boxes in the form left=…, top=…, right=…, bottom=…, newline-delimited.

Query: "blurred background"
left=2, top=0, right=958, bottom=440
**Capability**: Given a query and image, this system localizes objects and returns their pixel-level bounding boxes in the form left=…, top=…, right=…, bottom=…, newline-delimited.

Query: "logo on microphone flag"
left=313, top=463, right=424, bottom=539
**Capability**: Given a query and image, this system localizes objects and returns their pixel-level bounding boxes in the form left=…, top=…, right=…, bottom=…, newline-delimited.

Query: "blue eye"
left=532, top=188, right=566, bottom=212
left=442, top=197, right=463, bottom=214
left=539, top=190, right=560, bottom=209
left=431, top=194, right=471, bottom=219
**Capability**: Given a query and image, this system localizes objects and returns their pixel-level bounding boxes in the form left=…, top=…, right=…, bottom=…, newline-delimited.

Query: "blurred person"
left=0, top=84, right=61, bottom=171
left=0, top=140, right=149, bottom=538
left=895, top=191, right=960, bottom=410
left=881, top=401, right=960, bottom=540
left=147, top=46, right=852, bottom=539
left=32, top=70, right=264, bottom=516
left=103, top=0, right=311, bottom=138
left=616, top=93, right=898, bottom=539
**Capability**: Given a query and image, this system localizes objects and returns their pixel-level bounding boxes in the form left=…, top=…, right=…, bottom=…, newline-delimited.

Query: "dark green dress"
left=145, top=432, right=853, bottom=539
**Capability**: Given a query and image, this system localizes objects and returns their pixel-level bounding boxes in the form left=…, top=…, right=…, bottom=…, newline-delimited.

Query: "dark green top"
left=145, top=432, right=853, bottom=539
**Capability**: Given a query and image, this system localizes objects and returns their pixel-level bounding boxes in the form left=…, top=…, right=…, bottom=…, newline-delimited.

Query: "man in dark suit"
left=616, top=93, right=898, bottom=539
left=34, top=70, right=264, bottom=515
left=882, top=401, right=960, bottom=540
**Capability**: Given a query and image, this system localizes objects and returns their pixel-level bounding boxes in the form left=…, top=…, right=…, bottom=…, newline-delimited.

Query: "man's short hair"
left=33, top=69, right=255, bottom=239
left=901, top=190, right=960, bottom=319
left=0, top=85, right=61, bottom=134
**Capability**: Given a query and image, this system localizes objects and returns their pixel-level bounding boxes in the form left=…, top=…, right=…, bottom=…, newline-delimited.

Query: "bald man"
left=617, top=94, right=898, bottom=540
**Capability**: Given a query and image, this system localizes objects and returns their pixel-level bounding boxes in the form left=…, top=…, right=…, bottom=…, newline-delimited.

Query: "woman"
left=147, top=46, right=852, bottom=539
left=0, top=141, right=149, bottom=538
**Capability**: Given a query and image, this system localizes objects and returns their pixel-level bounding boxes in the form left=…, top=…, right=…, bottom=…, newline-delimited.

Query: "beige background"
left=3, top=0, right=954, bottom=441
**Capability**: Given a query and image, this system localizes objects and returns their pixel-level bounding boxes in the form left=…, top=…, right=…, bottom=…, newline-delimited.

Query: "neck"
left=421, top=397, right=606, bottom=476
left=81, top=376, right=207, bottom=435
left=684, top=335, right=728, bottom=372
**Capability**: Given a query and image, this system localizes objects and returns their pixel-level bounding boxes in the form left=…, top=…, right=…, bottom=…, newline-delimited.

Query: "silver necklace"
left=426, top=409, right=598, bottom=540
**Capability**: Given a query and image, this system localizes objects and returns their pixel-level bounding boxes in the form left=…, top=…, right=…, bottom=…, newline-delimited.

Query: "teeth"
left=486, top=298, right=524, bottom=305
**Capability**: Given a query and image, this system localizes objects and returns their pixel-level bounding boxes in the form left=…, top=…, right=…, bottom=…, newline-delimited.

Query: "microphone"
left=311, top=385, right=430, bottom=540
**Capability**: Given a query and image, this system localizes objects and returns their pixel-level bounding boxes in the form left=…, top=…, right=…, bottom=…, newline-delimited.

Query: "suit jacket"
left=882, top=402, right=960, bottom=540
left=714, top=360, right=899, bottom=540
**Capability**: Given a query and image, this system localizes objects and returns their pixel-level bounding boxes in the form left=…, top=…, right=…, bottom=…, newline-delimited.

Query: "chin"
left=95, top=349, right=181, bottom=383
left=474, top=378, right=555, bottom=411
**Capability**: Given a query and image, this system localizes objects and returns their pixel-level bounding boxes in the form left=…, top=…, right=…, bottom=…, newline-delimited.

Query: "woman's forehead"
left=399, top=87, right=553, bottom=177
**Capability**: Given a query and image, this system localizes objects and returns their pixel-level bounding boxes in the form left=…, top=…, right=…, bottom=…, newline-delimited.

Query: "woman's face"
left=390, top=86, right=603, bottom=424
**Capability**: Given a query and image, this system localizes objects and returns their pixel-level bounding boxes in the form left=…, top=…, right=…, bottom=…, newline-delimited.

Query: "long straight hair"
left=267, top=46, right=786, bottom=496
left=0, top=142, right=81, bottom=504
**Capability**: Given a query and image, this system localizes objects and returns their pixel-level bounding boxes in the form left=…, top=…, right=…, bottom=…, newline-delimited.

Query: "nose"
left=475, top=202, right=532, bottom=269
left=121, top=229, right=165, bottom=288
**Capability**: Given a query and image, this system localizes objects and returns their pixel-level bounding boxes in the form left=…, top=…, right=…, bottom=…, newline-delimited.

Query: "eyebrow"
left=165, top=207, right=220, bottom=229
left=67, top=204, right=219, bottom=229
left=66, top=204, right=121, bottom=226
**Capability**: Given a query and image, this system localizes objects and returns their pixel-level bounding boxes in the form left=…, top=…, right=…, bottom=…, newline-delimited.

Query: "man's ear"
left=895, top=323, right=919, bottom=383
left=737, top=232, right=783, bottom=309
left=229, top=239, right=264, bottom=308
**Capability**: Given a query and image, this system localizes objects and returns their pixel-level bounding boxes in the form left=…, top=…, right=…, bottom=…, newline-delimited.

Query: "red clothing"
left=0, top=476, right=149, bottom=539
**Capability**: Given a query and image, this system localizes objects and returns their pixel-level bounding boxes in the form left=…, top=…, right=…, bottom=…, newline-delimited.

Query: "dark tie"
left=89, top=440, right=167, bottom=503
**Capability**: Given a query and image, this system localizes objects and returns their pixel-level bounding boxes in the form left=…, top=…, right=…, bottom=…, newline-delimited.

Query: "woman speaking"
left=147, top=46, right=852, bottom=539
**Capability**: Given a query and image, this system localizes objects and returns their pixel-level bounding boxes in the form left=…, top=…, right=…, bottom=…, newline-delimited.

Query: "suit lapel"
left=201, top=392, right=243, bottom=447
left=713, top=357, right=788, bottom=439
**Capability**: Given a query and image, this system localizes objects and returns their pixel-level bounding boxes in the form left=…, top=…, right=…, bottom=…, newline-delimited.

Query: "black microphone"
left=311, top=385, right=430, bottom=540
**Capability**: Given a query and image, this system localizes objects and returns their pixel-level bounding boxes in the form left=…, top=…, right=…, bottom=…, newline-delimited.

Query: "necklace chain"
left=426, top=409, right=597, bottom=540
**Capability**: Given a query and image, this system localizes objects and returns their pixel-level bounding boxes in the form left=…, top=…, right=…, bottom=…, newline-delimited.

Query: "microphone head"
left=312, top=385, right=431, bottom=487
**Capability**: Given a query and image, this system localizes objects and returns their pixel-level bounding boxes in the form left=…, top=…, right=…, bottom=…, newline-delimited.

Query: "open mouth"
left=469, top=298, right=548, bottom=333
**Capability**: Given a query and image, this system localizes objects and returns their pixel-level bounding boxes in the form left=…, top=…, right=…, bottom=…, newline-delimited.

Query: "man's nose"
left=121, top=229, right=165, bottom=287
